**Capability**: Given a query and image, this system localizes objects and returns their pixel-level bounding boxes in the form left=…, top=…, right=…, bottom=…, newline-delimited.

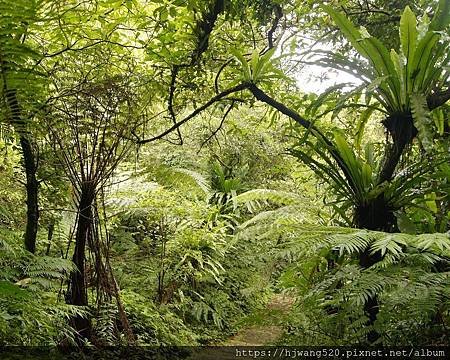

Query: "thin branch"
left=427, top=87, right=450, bottom=110
left=137, top=83, right=249, bottom=144
left=214, top=59, right=233, bottom=94
left=200, top=100, right=235, bottom=149
left=168, top=65, right=184, bottom=144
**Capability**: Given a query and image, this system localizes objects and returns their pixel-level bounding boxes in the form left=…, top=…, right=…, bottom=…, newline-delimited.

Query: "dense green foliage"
left=0, top=0, right=449, bottom=351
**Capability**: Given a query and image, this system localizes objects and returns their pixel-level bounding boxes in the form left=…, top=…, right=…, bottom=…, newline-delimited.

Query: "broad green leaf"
left=230, top=48, right=251, bottom=81
left=361, top=162, right=373, bottom=190
left=364, top=143, right=375, bottom=167
left=424, top=192, right=438, bottom=213
left=362, top=37, right=401, bottom=111
left=419, top=44, right=446, bottom=94
left=396, top=212, right=416, bottom=234
left=399, top=6, right=417, bottom=74
left=322, top=5, right=369, bottom=59
left=433, top=109, right=445, bottom=135
left=410, top=32, right=439, bottom=93
left=334, top=132, right=364, bottom=197
left=254, top=48, right=276, bottom=79
left=355, top=108, right=374, bottom=151
left=390, top=49, right=406, bottom=104
left=250, top=50, right=259, bottom=79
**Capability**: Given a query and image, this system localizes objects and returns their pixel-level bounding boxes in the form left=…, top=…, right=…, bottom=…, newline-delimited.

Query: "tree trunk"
left=4, top=89, right=39, bottom=253
left=379, top=113, right=417, bottom=183
left=67, top=184, right=95, bottom=342
left=355, top=196, right=391, bottom=344
left=20, top=135, right=39, bottom=253
left=247, top=86, right=421, bottom=344
left=359, top=246, right=382, bottom=343
left=355, top=190, right=400, bottom=344
left=45, top=221, right=55, bottom=256
left=354, top=113, right=418, bottom=344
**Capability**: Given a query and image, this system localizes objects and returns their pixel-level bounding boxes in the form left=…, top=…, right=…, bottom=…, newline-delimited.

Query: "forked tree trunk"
left=67, top=183, right=95, bottom=341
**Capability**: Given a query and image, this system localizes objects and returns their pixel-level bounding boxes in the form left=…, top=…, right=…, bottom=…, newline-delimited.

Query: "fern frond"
left=370, top=233, right=408, bottom=257
left=172, top=168, right=211, bottom=195
left=331, top=230, right=373, bottom=256
left=412, top=232, right=450, bottom=254
left=234, top=189, right=306, bottom=212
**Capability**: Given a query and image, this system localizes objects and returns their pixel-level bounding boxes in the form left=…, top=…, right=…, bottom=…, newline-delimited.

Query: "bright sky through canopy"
left=296, top=63, right=362, bottom=94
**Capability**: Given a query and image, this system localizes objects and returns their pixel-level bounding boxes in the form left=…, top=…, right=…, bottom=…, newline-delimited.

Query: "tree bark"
left=66, top=184, right=95, bottom=342
left=45, top=221, right=55, bottom=256
left=355, top=201, right=386, bottom=344
left=379, top=113, right=417, bottom=183
left=354, top=196, right=391, bottom=343
left=19, top=135, right=39, bottom=254
left=4, top=89, right=39, bottom=253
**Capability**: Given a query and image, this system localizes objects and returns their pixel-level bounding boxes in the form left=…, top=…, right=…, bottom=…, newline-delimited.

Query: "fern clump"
left=234, top=185, right=450, bottom=345
left=0, top=231, right=84, bottom=345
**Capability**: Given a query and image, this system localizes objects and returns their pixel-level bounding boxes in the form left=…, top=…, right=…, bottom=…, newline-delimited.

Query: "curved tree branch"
left=247, top=83, right=358, bottom=195
left=268, top=4, right=283, bottom=49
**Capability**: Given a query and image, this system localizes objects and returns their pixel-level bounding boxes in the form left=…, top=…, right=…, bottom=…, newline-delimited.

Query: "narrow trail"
left=189, top=294, right=294, bottom=359
left=222, top=293, right=295, bottom=346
